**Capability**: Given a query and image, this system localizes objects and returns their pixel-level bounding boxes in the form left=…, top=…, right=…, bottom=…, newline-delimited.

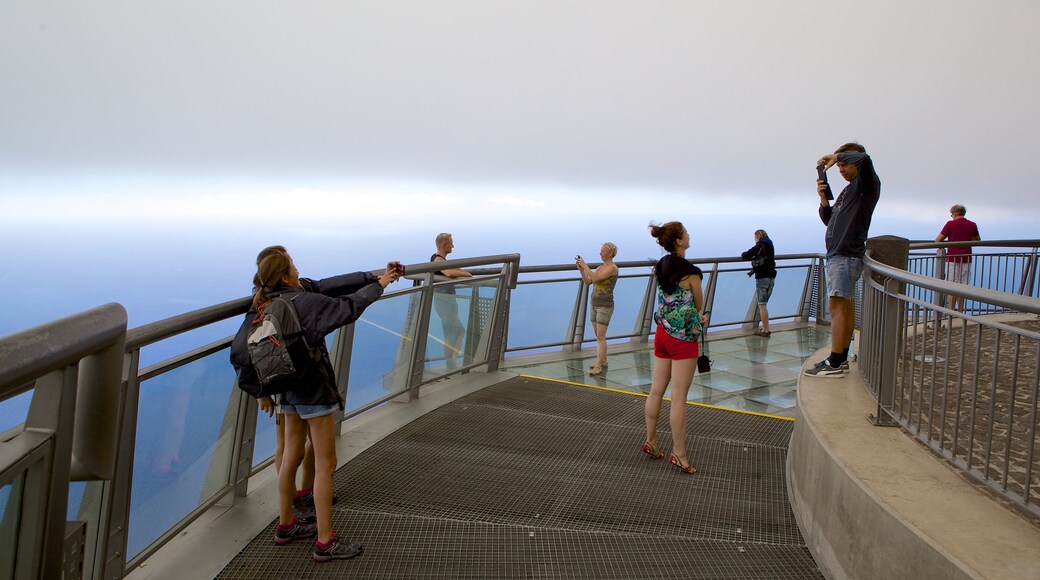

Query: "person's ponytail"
left=252, top=252, right=292, bottom=311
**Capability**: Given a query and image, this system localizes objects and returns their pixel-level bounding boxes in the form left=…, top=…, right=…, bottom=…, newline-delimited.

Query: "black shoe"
left=273, top=521, right=316, bottom=545
left=313, top=533, right=363, bottom=562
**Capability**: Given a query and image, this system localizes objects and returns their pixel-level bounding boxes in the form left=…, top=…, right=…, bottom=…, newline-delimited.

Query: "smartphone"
left=816, top=164, right=834, bottom=201
left=396, top=263, right=406, bottom=275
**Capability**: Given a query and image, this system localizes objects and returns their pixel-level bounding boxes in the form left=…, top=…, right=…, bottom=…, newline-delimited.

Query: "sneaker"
left=313, top=533, right=363, bottom=562
left=803, top=360, right=845, bottom=378
left=293, top=494, right=316, bottom=524
left=273, top=521, right=317, bottom=545
left=840, top=360, right=850, bottom=373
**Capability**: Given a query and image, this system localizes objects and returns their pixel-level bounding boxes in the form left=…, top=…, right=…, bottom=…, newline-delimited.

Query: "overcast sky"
left=2, top=1, right=1038, bottom=228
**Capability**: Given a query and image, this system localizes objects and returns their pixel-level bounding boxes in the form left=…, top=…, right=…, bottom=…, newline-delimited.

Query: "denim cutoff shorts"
left=826, top=255, right=864, bottom=300
left=591, top=305, right=614, bottom=325
left=755, top=278, right=775, bottom=304
left=279, top=402, right=337, bottom=420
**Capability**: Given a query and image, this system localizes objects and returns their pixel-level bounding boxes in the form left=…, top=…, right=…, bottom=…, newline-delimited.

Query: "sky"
left=1, top=1, right=1039, bottom=334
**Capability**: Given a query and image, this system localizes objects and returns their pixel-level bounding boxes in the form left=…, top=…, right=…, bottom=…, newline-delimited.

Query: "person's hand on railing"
left=379, top=261, right=404, bottom=288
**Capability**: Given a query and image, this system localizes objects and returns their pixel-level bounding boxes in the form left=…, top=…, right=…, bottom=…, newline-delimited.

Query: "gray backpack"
left=245, top=294, right=306, bottom=396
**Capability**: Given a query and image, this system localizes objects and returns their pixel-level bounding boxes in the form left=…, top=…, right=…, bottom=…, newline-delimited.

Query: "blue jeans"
left=826, top=255, right=864, bottom=300
left=279, top=402, right=337, bottom=420
left=755, top=278, right=775, bottom=304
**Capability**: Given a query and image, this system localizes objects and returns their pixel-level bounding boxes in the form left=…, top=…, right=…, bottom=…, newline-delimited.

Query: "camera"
left=817, top=164, right=834, bottom=201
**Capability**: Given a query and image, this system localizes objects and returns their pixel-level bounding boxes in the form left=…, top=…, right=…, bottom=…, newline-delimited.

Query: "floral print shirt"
left=653, top=254, right=702, bottom=342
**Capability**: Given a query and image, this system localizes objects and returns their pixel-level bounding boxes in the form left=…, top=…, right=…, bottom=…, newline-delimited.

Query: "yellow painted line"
left=517, top=373, right=795, bottom=422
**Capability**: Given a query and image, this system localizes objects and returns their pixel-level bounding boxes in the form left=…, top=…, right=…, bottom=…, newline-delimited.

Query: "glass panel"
left=128, top=348, right=239, bottom=558
left=0, top=476, right=20, bottom=580
left=583, top=276, right=647, bottom=341
left=0, top=390, right=32, bottom=434
left=507, top=280, right=581, bottom=350
left=765, top=265, right=810, bottom=319
left=423, top=280, right=500, bottom=380
left=344, top=291, right=421, bottom=412
left=707, top=270, right=757, bottom=327
left=252, top=407, right=278, bottom=468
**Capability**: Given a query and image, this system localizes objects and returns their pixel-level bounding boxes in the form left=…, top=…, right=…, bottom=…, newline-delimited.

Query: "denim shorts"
left=755, top=278, right=775, bottom=304
left=826, top=255, right=864, bottom=300
left=590, top=305, right=614, bottom=325
left=279, top=402, right=337, bottom=420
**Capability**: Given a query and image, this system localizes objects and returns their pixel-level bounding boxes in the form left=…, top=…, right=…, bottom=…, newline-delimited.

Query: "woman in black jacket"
left=231, top=249, right=401, bottom=562
left=741, top=229, right=777, bottom=337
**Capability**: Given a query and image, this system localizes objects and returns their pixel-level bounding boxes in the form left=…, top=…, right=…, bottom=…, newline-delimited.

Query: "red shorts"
left=654, top=325, right=699, bottom=360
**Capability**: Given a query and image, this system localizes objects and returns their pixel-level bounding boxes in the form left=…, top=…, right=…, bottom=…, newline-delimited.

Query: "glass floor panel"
left=506, top=328, right=832, bottom=419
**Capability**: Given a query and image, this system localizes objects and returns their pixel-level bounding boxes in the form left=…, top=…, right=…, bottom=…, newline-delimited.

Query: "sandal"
left=668, top=453, right=698, bottom=474
left=754, top=329, right=771, bottom=337
left=589, top=365, right=603, bottom=376
left=588, top=363, right=608, bottom=370
left=641, top=441, right=665, bottom=459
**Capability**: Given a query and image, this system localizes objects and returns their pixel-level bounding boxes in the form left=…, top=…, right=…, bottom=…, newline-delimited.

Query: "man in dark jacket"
left=805, top=143, right=881, bottom=378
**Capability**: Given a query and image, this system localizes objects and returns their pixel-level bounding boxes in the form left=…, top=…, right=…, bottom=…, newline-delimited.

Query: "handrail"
left=127, top=253, right=523, bottom=350
left=858, top=239, right=1040, bottom=519
left=0, top=304, right=128, bottom=395
left=864, top=253, right=1040, bottom=315
left=910, top=239, right=1040, bottom=251
left=505, top=253, right=821, bottom=274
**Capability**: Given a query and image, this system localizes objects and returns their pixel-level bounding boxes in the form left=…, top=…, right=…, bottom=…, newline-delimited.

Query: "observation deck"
left=2, top=241, right=1039, bottom=579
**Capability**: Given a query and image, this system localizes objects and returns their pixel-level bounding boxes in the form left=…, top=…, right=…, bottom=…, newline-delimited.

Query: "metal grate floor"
left=216, top=376, right=821, bottom=579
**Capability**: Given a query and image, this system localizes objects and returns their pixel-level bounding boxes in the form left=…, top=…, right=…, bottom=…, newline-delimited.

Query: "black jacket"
left=819, top=151, right=881, bottom=258
left=741, top=237, right=777, bottom=280
left=230, top=272, right=383, bottom=407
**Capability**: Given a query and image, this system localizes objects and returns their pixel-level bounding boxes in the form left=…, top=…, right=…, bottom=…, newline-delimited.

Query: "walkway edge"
left=788, top=349, right=1040, bottom=580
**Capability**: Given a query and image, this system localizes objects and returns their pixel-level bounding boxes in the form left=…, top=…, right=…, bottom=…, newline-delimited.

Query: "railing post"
left=864, top=236, right=909, bottom=426
left=816, top=256, right=830, bottom=324
left=231, top=389, right=258, bottom=498
left=25, top=366, right=79, bottom=580
left=407, top=273, right=435, bottom=400
left=484, top=260, right=516, bottom=371
left=795, top=259, right=815, bottom=323
left=630, top=269, right=657, bottom=343
left=329, top=323, right=355, bottom=426
left=702, top=262, right=719, bottom=325
left=564, top=278, right=589, bottom=352
left=1018, top=248, right=1038, bottom=297
left=98, top=347, right=141, bottom=579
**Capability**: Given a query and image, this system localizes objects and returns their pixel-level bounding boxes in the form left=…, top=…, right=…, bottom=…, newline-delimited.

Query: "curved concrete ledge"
left=788, top=349, right=1040, bottom=580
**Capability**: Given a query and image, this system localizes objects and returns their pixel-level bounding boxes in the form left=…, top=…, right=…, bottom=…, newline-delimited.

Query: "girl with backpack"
left=231, top=249, right=401, bottom=562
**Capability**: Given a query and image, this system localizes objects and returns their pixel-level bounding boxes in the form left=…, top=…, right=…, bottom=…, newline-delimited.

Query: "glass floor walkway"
left=505, top=326, right=833, bottom=419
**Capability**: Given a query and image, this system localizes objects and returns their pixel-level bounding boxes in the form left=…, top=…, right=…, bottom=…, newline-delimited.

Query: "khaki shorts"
left=590, top=305, right=614, bottom=325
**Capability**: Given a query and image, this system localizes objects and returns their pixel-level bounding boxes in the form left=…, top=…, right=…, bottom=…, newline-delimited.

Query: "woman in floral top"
left=642, top=221, right=705, bottom=474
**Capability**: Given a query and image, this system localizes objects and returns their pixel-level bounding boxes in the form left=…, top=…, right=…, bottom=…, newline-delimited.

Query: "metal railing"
left=503, top=253, right=826, bottom=354
left=0, top=255, right=517, bottom=579
left=3, top=246, right=921, bottom=577
left=0, top=305, right=127, bottom=580
left=859, top=238, right=1040, bottom=518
